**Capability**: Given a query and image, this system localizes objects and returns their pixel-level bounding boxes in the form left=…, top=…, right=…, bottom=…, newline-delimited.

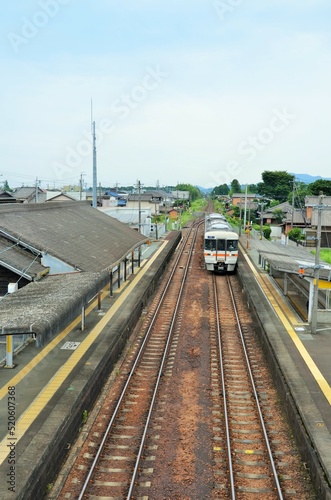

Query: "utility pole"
left=243, top=184, right=248, bottom=229
left=79, top=172, right=85, bottom=201
left=239, top=198, right=243, bottom=236
left=137, top=180, right=142, bottom=233
left=91, top=100, right=97, bottom=208
left=98, top=182, right=102, bottom=206
left=35, top=177, right=40, bottom=203
left=258, top=200, right=266, bottom=240
left=291, top=181, right=295, bottom=229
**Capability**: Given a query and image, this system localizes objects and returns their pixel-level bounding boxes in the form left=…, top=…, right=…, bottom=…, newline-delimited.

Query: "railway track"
left=75, top=221, right=201, bottom=499
left=57, top=221, right=314, bottom=499
left=212, top=274, right=283, bottom=498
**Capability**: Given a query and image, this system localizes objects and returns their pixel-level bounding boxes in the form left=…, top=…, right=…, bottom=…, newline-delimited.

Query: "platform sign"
left=314, top=280, right=331, bottom=289
left=61, top=341, right=81, bottom=350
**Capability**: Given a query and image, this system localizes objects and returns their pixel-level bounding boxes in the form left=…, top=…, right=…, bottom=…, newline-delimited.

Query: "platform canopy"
left=257, top=240, right=331, bottom=281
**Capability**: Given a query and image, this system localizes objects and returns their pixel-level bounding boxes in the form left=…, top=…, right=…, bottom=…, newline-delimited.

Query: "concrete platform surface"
left=239, top=231, right=331, bottom=499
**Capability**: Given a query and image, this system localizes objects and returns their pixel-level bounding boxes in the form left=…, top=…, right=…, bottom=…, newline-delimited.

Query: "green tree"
left=272, top=208, right=286, bottom=224
left=288, top=227, right=304, bottom=242
left=263, top=226, right=272, bottom=240
left=257, top=171, right=294, bottom=202
left=212, top=183, right=229, bottom=197
left=2, top=180, right=12, bottom=192
left=248, top=184, right=258, bottom=193
left=230, top=179, right=241, bottom=194
left=307, top=179, right=331, bottom=196
left=287, top=181, right=310, bottom=208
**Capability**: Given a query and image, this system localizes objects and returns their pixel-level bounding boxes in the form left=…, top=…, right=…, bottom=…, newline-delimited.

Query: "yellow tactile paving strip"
left=241, top=245, right=331, bottom=405
left=0, top=241, right=167, bottom=465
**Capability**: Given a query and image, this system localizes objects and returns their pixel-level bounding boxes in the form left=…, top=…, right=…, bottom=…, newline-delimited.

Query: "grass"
left=169, top=198, right=207, bottom=229
left=310, top=248, right=331, bottom=264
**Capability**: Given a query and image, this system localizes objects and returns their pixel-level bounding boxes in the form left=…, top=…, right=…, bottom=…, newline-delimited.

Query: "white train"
left=204, top=213, right=239, bottom=273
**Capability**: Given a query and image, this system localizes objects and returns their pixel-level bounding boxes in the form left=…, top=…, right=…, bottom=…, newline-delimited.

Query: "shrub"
left=288, top=228, right=304, bottom=242
left=263, top=226, right=272, bottom=239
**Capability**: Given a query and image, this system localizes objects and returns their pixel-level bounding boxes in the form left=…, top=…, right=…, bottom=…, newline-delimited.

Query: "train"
left=203, top=213, right=239, bottom=273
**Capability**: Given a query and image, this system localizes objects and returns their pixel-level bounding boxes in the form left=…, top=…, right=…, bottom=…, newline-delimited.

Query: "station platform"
left=0, top=233, right=181, bottom=500
left=238, top=230, right=331, bottom=499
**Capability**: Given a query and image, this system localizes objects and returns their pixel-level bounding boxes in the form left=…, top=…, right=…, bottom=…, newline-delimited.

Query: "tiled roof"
left=0, top=202, right=150, bottom=340
left=0, top=201, right=148, bottom=272
left=14, top=186, right=45, bottom=200
left=0, top=272, right=107, bottom=336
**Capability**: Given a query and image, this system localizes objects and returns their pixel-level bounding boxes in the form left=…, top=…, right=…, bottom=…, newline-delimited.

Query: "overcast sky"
left=1, top=1, right=331, bottom=190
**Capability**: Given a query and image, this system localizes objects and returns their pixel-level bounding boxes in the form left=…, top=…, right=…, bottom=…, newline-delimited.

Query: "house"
left=98, top=207, right=152, bottom=237
left=282, top=208, right=308, bottom=234
left=104, top=190, right=127, bottom=207
left=262, top=202, right=291, bottom=225
left=128, top=190, right=174, bottom=211
left=46, top=192, right=77, bottom=202
left=231, top=193, right=262, bottom=207
left=126, top=193, right=162, bottom=216
left=304, top=196, right=331, bottom=247
left=0, top=190, right=16, bottom=204
left=13, top=186, right=47, bottom=203
left=168, top=208, right=179, bottom=220
left=47, top=189, right=87, bottom=201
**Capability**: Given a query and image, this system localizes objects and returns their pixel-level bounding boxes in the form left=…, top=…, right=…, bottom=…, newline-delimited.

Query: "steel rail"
left=127, top=222, right=200, bottom=498
left=78, top=222, right=201, bottom=500
left=213, top=273, right=236, bottom=499
left=226, top=275, right=284, bottom=499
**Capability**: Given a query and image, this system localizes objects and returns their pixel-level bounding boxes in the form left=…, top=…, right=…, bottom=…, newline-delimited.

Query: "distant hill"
left=290, top=173, right=331, bottom=184
left=196, top=186, right=213, bottom=194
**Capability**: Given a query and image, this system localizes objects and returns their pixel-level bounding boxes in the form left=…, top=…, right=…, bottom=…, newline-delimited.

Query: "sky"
left=1, top=0, right=331, bottom=191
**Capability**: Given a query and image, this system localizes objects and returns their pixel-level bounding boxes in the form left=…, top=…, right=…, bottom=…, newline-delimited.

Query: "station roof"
left=0, top=272, right=106, bottom=336
left=0, top=202, right=149, bottom=339
left=0, top=201, right=148, bottom=273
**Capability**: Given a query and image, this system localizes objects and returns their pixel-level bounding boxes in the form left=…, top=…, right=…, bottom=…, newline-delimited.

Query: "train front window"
left=227, top=240, right=238, bottom=251
left=216, top=239, right=225, bottom=251
left=205, top=239, right=216, bottom=251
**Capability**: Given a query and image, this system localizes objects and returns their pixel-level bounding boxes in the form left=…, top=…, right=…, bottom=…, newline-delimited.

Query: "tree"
left=2, top=180, right=12, bottom=192
left=272, top=208, right=286, bottom=224
left=263, top=226, right=272, bottom=240
left=287, top=181, right=310, bottom=208
left=307, top=179, right=331, bottom=196
left=248, top=184, right=258, bottom=193
left=230, top=179, right=241, bottom=194
left=257, top=171, right=294, bottom=202
left=288, top=227, right=304, bottom=242
left=212, top=184, right=229, bottom=197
